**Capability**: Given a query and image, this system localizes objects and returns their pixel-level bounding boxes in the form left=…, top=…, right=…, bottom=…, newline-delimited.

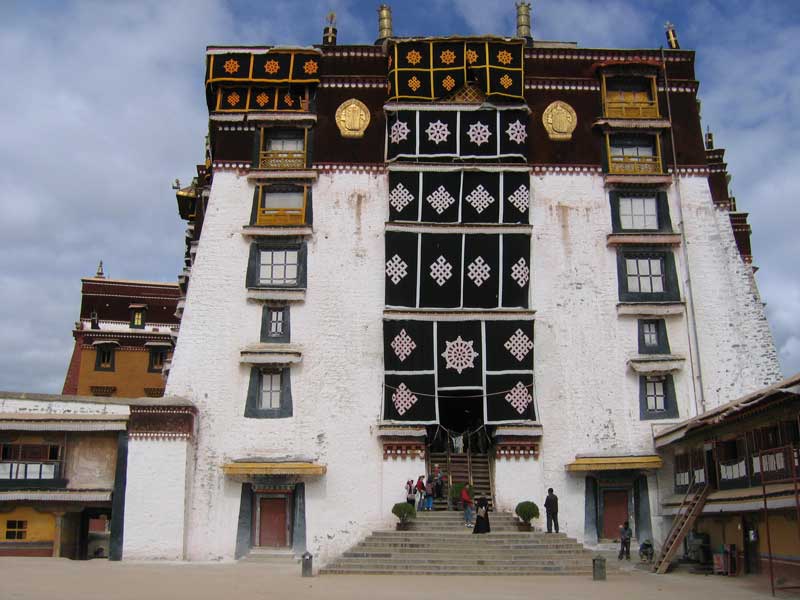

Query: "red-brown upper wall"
left=79, top=278, right=180, bottom=324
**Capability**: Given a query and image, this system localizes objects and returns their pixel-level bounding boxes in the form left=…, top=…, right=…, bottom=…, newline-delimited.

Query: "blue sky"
left=0, top=0, right=798, bottom=393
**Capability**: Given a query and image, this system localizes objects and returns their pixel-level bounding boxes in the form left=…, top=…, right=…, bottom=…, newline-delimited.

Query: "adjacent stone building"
left=121, top=6, right=781, bottom=566
left=62, top=267, right=181, bottom=399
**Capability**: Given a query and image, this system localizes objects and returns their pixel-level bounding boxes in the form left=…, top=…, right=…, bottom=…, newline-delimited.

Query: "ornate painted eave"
left=222, top=461, right=326, bottom=477
left=566, top=455, right=663, bottom=472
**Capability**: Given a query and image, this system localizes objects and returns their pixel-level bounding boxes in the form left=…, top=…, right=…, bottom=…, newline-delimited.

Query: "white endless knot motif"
left=511, top=257, right=529, bottom=287
left=389, top=182, right=415, bottom=212
left=441, top=336, right=479, bottom=374
left=391, top=329, right=417, bottom=362
left=392, top=383, right=418, bottom=415
left=429, top=255, right=453, bottom=286
left=385, top=254, right=408, bottom=285
left=425, top=120, right=451, bottom=144
left=466, top=121, right=491, bottom=146
left=426, top=185, right=456, bottom=214
left=467, top=256, right=491, bottom=287
left=507, top=184, right=529, bottom=213
left=390, top=120, right=410, bottom=144
left=504, top=328, right=533, bottom=362
left=465, top=185, right=495, bottom=214
left=506, top=119, right=528, bottom=144
left=505, top=381, right=532, bottom=415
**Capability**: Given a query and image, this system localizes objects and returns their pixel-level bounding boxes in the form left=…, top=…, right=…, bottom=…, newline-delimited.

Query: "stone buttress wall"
left=122, top=438, right=188, bottom=560
left=165, top=171, right=389, bottom=563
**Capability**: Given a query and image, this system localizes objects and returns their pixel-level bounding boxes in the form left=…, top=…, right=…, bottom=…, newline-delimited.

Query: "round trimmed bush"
left=515, top=501, right=540, bottom=523
left=392, top=502, right=417, bottom=523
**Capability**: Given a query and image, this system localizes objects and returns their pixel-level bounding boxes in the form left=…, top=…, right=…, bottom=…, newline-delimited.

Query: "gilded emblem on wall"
left=542, top=100, right=577, bottom=141
left=335, top=98, right=370, bottom=139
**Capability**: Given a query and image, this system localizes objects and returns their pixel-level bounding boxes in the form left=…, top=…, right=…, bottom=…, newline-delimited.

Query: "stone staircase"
left=241, top=547, right=300, bottom=568
left=428, top=451, right=492, bottom=510
left=321, top=511, right=598, bottom=575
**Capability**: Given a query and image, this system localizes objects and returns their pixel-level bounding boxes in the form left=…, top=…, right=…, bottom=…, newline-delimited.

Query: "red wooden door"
left=602, top=490, right=629, bottom=540
left=258, top=498, right=287, bottom=547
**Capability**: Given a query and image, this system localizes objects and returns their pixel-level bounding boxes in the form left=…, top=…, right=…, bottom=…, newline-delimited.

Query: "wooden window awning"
left=222, top=461, right=326, bottom=476
left=566, top=455, right=663, bottom=472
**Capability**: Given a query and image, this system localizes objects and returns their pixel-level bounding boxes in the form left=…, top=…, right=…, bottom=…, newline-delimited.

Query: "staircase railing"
left=654, top=477, right=708, bottom=574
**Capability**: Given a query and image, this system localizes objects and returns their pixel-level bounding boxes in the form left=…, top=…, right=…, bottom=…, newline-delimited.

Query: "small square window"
left=245, top=367, right=292, bottom=418
left=254, top=184, right=308, bottom=226
left=261, top=306, right=290, bottom=343
left=247, top=242, right=306, bottom=290
left=639, top=374, right=678, bottom=420
left=617, top=249, right=679, bottom=302
left=638, top=319, right=670, bottom=354
left=619, top=197, right=657, bottom=230
left=94, top=345, right=116, bottom=371
left=148, top=348, right=168, bottom=373
left=607, top=134, right=661, bottom=175
left=5, top=520, right=27, bottom=540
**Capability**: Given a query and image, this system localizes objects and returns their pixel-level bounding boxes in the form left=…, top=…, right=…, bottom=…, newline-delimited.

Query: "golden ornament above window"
left=408, top=76, right=422, bottom=92
left=542, top=100, right=577, bottom=141
left=442, top=75, right=456, bottom=91
left=335, top=98, right=370, bottom=139
left=497, top=50, right=513, bottom=65
left=406, top=50, right=422, bottom=65
left=303, top=59, right=319, bottom=75
left=264, top=60, right=280, bottom=74
left=227, top=92, right=241, bottom=106
left=440, top=49, right=456, bottom=65
left=255, top=92, right=270, bottom=107
left=466, top=49, right=478, bottom=64
left=499, top=74, right=513, bottom=89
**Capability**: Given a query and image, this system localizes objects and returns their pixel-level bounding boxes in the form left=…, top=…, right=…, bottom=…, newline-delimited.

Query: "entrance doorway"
left=257, top=497, right=289, bottom=547
left=602, top=489, right=629, bottom=539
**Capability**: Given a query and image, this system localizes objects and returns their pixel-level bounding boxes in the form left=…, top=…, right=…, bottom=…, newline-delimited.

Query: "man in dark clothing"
left=619, top=521, right=633, bottom=560
left=544, top=488, right=559, bottom=533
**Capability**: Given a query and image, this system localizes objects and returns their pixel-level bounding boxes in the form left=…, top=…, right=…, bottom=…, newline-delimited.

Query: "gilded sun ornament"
left=226, top=92, right=240, bottom=106
left=406, top=49, right=422, bottom=65
left=223, top=58, right=240, bottom=74
left=499, top=74, right=513, bottom=89
left=497, top=50, right=513, bottom=65
left=303, top=59, right=319, bottom=75
left=442, top=75, right=456, bottom=92
left=255, top=92, right=270, bottom=107
left=408, top=76, right=422, bottom=92
left=466, top=49, right=479, bottom=64
left=542, top=100, right=577, bottom=141
left=440, top=49, right=456, bottom=65
left=264, top=59, right=280, bottom=74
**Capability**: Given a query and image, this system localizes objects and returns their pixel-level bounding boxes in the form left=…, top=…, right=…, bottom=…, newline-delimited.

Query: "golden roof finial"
left=326, top=11, right=336, bottom=26
left=377, top=4, right=393, bottom=42
left=664, top=21, right=680, bottom=49
left=516, top=2, right=532, bottom=39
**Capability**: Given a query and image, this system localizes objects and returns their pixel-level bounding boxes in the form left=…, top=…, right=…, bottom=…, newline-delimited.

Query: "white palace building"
left=107, top=6, right=782, bottom=566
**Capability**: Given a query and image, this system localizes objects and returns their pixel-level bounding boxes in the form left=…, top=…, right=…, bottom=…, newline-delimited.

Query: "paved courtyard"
left=0, top=558, right=790, bottom=600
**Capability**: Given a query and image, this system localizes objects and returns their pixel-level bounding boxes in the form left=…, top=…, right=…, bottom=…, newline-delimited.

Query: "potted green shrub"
left=392, top=502, right=416, bottom=530
left=515, top=501, right=539, bottom=531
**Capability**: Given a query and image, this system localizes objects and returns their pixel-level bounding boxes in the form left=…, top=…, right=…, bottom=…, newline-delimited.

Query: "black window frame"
left=246, top=240, right=307, bottom=290
left=609, top=190, right=672, bottom=233
left=617, top=247, right=680, bottom=302
left=148, top=348, right=169, bottom=373
left=638, top=373, right=678, bottom=420
left=637, top=319, right=670, bottom=354
left=245, top=367, right=293, bottom=418
left=94, top=345, right=116, bottom=372
left=261, top=306, right=290, bottom=343
left=129, top=308, right=146, bottom=329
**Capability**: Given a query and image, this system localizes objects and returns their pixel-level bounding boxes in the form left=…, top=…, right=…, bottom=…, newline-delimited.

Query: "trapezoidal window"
left=603, top=76, right=659, bottom=119
left=259, top=129, right=306, bottom=170
left=254, top=185, right=307, bottom=226
left=607, top=134, right=662, bottom=175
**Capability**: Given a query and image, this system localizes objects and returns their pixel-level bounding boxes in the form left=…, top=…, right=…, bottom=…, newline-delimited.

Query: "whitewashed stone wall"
left=152, top=165, right=780, bottom=561
left=165, top=171, right=391, bottom=564
left=123, top=438, right=189, bottom=560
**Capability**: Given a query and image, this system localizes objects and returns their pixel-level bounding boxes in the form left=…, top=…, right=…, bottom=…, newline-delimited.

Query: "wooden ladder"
left=653, top=483, right=710, bottom=574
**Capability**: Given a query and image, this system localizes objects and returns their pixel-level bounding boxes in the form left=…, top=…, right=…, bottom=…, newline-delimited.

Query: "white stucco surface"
left=123, top=438, right=188, bottom=560
left=142, top=162, right=780, bottom=560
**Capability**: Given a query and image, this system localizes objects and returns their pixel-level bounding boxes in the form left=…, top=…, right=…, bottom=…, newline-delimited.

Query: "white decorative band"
left=323, top=49, right=384, bottom=58
left=314, top=163, right=386, bottom=173
left=206, top=46, right=321, bottom=56
left=0, top=421, right=128, bottom=432
left=525, top=51, right=691, bottom=63
left=211, top=162, right=250, bottom=169
left=217, top=125, right=257, bottom=132
left=385, top=102, right=530, bottom=113
left=525, top=82, right=599, bottom=91
left=667, top=167, right=710, bottom=175
left=386, top=223, right=533, bottom=235
left=532, top=165, right=603, bottom=174
left=388, top=163, right=530, bottom=173
left=320, top=81, right=387, bottom=88
left=129, top=432, right=191, bottom=440
left=0, top=490, right=112, bottom=502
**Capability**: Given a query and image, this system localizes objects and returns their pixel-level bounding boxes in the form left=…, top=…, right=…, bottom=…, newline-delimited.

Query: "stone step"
left=321, top=566, right=593, bottom=575
left=240, top=549, right=300, bottom=565
left=339, top=554, right=594, bottom=564
left=353, top=544, right=591, bottom=553
left=330, top=560, right=594, bottom=570
left=369, top=531, right=572, bottom=540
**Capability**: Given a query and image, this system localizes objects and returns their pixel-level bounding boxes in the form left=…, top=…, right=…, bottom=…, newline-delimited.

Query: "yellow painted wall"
left=758, top=512, right=800, bottom=557
left=77, top=347, right=166, bottom=398
left=696, top=516, right=744, bottom=550
left=1, top=507, right=55, bottom=542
